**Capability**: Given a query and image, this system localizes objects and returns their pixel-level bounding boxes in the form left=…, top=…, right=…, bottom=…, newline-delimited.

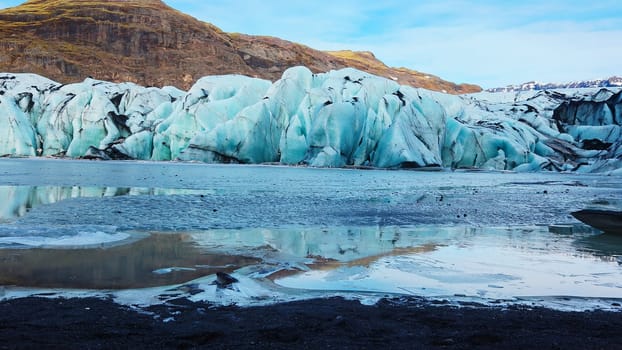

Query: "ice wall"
left=0, top=68, right=620, bottom=172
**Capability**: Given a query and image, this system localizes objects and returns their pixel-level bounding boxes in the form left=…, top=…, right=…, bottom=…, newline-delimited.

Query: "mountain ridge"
left=0, top=0, right=481, bottom=93
left=487, top=76, right=622, bottom=92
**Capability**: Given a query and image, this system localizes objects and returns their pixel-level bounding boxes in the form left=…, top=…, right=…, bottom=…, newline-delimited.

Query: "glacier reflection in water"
left=3, top=223, right=621, bottom=300
left=187, top=225, right=622, bottom=300
left=0, top=185, right=214, bottom=222
left=273, top=226, right=622, bottom=300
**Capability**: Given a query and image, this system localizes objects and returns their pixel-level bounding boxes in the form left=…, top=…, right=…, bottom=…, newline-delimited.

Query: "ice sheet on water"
left=0, top=224, right=133, bottom=248
left=2, top=159, right=621, bottom=233
left=0, top=159, right=621, bottom=310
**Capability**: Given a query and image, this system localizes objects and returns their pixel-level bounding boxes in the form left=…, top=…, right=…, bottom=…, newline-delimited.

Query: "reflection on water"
left=0, top=224, right=620, bottom=302
left=0, top=233, right=260, bottom=289
left=199, top=225, right=620, bottom=300
left=574, top=233, right=622, bottom=261
left=2, top=159, right=622, bottom=309
left=0, top=185, right=213, bottom=222
left=548, top=223, right=599, bottom=235
left=271, top=226, right=622, bottom=299
left=1, top=190, right=621, bottom=301
left=184, top=225, right=622, bottom=300
left=549, top=223, right=622, bottom=262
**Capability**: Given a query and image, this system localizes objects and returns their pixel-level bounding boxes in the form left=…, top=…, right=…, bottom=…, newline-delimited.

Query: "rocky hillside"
left=0, top=0, right=481, bottom=93
left=326, top=50, right=480, bottom=94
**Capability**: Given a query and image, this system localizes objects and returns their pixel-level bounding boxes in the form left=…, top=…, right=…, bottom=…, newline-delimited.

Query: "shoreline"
left=1, top=296, right=621, bottom=349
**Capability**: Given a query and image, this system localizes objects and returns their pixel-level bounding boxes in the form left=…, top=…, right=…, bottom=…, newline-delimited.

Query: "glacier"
left=0, top=67, right=620, bottom=173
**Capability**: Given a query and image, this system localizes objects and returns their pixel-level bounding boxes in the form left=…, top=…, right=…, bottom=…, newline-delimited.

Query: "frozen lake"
left=0, top=158, right=621, bottom=309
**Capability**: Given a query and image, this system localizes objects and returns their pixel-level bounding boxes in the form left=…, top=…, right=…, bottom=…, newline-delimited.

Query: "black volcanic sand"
left=1, top=297, right=622, bottom=349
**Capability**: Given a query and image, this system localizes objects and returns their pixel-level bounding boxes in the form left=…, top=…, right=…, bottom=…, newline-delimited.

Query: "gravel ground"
left=1, top=296, right=621, bottom=349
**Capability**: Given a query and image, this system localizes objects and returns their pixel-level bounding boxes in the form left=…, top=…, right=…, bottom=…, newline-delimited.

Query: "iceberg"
left=0, top=69, right=620, bottom=172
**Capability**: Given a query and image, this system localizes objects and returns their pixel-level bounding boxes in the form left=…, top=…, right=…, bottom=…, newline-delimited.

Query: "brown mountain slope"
left=327, top=50, right=481, bottom=94
left=0, top=0, right=481, bottom=93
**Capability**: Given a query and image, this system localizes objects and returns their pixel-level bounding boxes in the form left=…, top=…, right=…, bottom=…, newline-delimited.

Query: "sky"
left=1, top=0, right=620, bottom=88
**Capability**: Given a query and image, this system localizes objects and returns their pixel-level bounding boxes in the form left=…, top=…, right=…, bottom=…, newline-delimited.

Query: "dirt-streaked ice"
left=1, top=68, right=620, bottom=172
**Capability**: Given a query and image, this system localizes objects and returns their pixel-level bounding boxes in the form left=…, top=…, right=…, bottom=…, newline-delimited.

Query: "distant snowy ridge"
left=0, top=67, right=621, bottom=173
left=488, top=76, right=622, bottom=92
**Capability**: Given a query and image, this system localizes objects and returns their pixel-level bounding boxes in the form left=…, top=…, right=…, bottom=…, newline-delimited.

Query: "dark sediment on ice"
left=1, top=296, right=621, bottom=349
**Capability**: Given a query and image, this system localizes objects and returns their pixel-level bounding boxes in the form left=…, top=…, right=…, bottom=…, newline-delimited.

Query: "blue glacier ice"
left=0, top=68, right=620, bottom=173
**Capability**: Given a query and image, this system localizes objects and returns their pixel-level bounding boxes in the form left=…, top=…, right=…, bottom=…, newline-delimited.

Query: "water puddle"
left=0, top=232, right=260, bottom=289
left=0, top=223, right=620, bottom=312
left=254, top=225, right=622, bottom=300
left=0, top=172, right=621, bottom=310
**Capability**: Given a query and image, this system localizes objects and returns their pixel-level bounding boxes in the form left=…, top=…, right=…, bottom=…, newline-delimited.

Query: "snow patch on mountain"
left=488, top=77, right=622, bottom=93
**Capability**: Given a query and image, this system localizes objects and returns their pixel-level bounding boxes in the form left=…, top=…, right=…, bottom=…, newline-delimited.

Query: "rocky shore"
left=1, top=296, right=621, bottom=349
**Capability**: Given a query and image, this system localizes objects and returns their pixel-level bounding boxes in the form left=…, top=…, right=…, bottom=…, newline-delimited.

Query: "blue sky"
left=1, top=0, right=620, bottom=88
